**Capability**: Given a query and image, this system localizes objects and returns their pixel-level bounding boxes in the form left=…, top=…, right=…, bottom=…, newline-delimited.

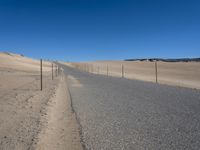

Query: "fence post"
left=40, top=59, right=43, bottom=91
left=122, top=64, right=124, bottom=78
left=155, top=61, right=158, bottom=83
left=52, top=63, right=54, bottom=80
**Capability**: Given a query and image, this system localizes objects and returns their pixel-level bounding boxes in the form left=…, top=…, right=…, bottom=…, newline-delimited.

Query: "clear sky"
left=0, top=0, right=200, bottom=61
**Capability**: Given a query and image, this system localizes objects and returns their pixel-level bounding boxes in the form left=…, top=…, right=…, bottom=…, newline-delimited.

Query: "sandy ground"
left=35, top=75, right=83, bottom=150
left=64, top=60, right=200, bottom=89
left=0, top=52, right=83, bottom=150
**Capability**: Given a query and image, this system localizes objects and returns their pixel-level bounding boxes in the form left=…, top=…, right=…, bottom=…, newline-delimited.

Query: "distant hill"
left=1, top=51, right=24, bottom=57
left=125, top=58, right=200, bottom=62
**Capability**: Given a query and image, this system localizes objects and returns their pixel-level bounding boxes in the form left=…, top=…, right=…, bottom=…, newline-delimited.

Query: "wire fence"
left=70, top=61, right=200, bottom=89
left=0, top=60, right=61, bottom=99
left=40, top=60, right=62, bottom=91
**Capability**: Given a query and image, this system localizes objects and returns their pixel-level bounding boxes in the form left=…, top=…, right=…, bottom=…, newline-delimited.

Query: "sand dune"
left=0, top=52, right=51, bottom=72
left=67, top=60, right=200, bottom=89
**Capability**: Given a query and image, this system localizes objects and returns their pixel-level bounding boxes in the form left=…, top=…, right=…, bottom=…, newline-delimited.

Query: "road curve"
left=59, top=64, right=200, bottom=150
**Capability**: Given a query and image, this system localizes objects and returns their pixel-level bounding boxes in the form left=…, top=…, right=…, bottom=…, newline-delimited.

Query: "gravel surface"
left=59, top=64, right=200, bottom=150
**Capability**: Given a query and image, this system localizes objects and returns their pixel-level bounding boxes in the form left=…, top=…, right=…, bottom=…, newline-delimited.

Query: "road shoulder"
left=35, top=75, right=83, bottom=150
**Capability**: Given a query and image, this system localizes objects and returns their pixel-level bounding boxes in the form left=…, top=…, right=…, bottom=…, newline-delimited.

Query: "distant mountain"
left=125, top=58, right=200, bottom=62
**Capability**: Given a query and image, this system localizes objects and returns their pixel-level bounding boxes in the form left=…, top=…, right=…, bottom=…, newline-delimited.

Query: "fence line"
left=39, top=60, right=60, bottom=91
left=72, top=62, right=160, bottom=84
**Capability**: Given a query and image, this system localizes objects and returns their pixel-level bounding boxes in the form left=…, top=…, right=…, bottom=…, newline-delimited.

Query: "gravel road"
left=59, top=64, right=200, bottom=150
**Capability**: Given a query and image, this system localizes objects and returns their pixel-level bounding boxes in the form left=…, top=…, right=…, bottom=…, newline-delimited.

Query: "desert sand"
left=65, top=60, right=200, bottom=89
left=0, top=52, right=82, bottom=150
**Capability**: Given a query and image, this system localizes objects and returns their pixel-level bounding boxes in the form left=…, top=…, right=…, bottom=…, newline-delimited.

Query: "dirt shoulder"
left=35, top=75, right=83, bottom=150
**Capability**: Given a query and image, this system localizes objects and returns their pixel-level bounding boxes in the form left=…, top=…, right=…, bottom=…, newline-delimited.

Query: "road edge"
left=65, top=75, right=87, bottom=150
left=35, top=74, right=84, bottom=150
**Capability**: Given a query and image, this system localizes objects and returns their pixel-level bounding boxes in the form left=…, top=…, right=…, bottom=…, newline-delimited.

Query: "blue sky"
left=0, top=0, right=200, bottom=61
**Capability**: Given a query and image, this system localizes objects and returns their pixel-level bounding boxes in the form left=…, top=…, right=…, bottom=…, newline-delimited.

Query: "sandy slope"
left=0, top=52, right=51, bottom=72
left=66, top=60, right=200, bottom=89
left=0, top=52, right=82, bottom=150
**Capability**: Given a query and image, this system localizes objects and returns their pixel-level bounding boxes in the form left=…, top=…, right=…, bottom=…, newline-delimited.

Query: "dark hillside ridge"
left=125, top=58, right=200, bottom=62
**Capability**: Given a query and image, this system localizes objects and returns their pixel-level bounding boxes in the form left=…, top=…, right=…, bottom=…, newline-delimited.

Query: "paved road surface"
left=59, top=64, right=200, bottom=150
